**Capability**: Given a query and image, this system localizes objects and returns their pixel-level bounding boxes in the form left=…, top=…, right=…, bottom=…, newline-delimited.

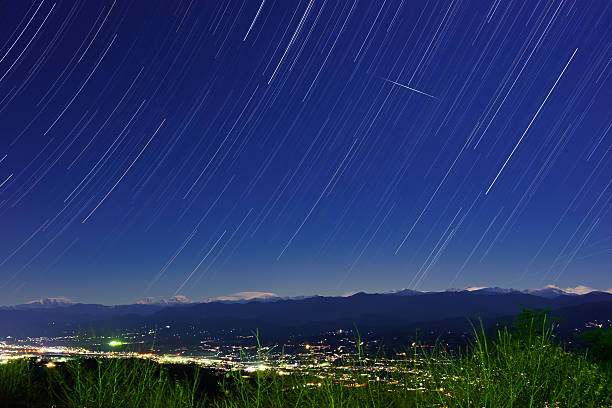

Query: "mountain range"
left=1, top=286, right=610, bottom=340
left=9, top=284, right=609, bottom=308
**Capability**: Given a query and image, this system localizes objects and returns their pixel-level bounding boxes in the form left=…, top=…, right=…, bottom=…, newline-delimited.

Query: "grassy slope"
left=1, top=323, right=610, bottom=407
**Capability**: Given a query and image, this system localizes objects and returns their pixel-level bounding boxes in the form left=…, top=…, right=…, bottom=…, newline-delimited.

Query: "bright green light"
left=108, top=340, right=123, bottom=347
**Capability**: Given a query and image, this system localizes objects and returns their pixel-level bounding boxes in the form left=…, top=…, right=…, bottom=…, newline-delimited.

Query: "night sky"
left=0, top=0, right=610, bottom=306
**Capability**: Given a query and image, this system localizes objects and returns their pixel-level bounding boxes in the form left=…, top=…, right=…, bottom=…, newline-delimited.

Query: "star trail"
left=0, top=0, right=610, bottom=305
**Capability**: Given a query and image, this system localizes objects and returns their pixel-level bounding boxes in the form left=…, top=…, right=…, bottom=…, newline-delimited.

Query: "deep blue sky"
left=0, top=0, right=610, bottom=305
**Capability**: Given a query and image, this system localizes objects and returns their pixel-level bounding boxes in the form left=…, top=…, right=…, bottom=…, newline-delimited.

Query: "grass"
left=216, top=324, right=611, bottom=408
left=49, top=358, right=207, bottom=408
left=1, top=313, right=610, bottom=407
left=0, top=357, right=213, bottom=408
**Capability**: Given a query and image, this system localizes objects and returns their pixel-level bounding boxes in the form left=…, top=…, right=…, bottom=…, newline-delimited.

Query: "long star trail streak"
left=554, top=216, right=602, bottom=282
left=409, top=207, right=463, bottom=289
left=277, top=138, right=358, bottom=260
left=191, top=208, right=254, bottom=287
left=0, top=219, right=50, bottom=269
left=0, top=3, right=56, bottom=84
left=4, top=210, right=77, bottom=287
left=525, top=145, right=611, bottom=275
left=473, top=0, right=566, bottom=150
left=65, top=99, right=148, bottom=203
left=82, top=119, right=165, bottom=223
left=182, top=86, right=259, bottom=199
left=354, top=0, right=388, bottom=62
left=451, top=206, right=503, bottom=285
left=0, top=174, right=13, bottom=189
left=77, top=0, right=117, bottom=63
left=145, top=227, right=198, bottom=293
left=395, top=130, right=475, bottom=254
left=268, top=0, right=315, bottom=84
left=546, top=179, right=612, bottom=282
left=0, top=1, right=609, bottom=304
left=43, top=35, right=117, bottom=136
left=0, top=0, right=46, bottom=66
left=340, top=201, right=397, bottom=286
left=243, top=0, right=266, bottom=41
left=302, top=0, right=359, bottom=102
left=485, top=48, right=578, bottom=195
left=175, top=230, right=226, bottom=295
left=67, top=66, right=145, bottom=170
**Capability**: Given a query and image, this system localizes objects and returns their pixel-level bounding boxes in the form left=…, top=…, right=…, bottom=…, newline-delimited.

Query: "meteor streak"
left=381, top=77, right=439, bottom=100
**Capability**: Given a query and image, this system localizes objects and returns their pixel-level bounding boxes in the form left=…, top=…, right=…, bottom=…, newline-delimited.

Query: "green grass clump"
left=0, top=358, right=47, bottom=407
left=214, top=334, right=611, bottom=408
left=580, top=327, right=612, bottom=368
left=1, top=310, right=610, bottom=407
left=0, top=358, right=211, bottom=408
left=49, top=358, right=207, bottom=408
left=413, top=328, right=611, bottom=407
left=217, top=312, right=612, bottom=408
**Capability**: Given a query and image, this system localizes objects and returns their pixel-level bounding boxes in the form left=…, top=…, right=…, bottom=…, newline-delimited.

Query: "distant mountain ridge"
left=441, top=286, right=573, bottom=298
left=8, top=296, right=75, bottom=310
left=4, top=285, right=610, bottom=310
left=0, top=288, right=611, bottom=338
left=431, top=285, right=610, bottom=298
left=136, top=295, right=192, bottom=305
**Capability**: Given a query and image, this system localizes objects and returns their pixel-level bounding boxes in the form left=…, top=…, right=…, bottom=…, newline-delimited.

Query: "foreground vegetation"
left=1, top=310, right=610, bottom=407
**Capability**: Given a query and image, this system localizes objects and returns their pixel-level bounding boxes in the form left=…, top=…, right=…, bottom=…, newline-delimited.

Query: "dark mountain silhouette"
left=0, top=290, right=610, bottom=338
left=0, top=303, right=181, bottom=337
left=146, top=291, right=612, bottom=327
